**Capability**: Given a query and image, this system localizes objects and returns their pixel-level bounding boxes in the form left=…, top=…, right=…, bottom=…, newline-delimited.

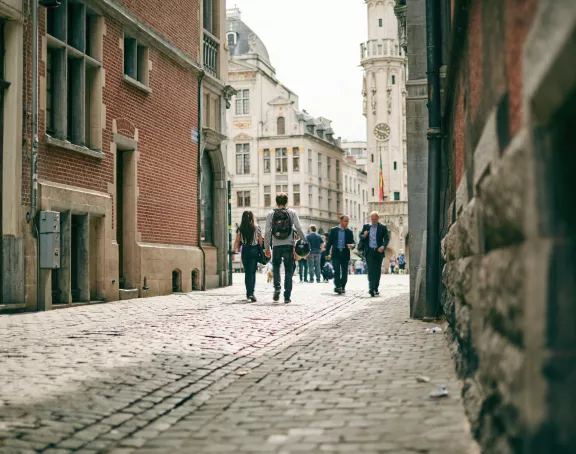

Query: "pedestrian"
left=389, top=256, right=397, bottom=274
left=398, top=250, right=406, bottom=274
left=306, top=225, right=324, bottom=283
left=233, top=210, right=263, bottom=302
left=298, top=256, right=309, bottom=282
left=325, top=215, right=355, bottom=294
left=359, top=211, right=390, bottom=297
left=264, top=192, right=307, bottom=303
left=355, top=259, right=364, bottom=275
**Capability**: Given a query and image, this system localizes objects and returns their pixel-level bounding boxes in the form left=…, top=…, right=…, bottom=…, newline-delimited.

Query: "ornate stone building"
left=361, top=0, right=408, bottom=204
left=226, top=8, right=346, bottom=239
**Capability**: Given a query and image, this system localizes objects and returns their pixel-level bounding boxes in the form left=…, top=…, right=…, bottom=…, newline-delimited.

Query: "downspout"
left=26, top=0, right=41, bottom=309
left=197, top=72, right=206, bottom=291
left=424, top=0, right=442, bottom=318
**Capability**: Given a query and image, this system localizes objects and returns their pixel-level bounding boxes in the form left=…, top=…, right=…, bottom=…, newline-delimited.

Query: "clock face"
left=374, top=123, right=391, bottom=141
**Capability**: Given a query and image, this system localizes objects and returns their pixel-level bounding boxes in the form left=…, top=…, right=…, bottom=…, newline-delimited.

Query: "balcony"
left=203, top=31, right=219, bottom=77
left=360, top=39, right=403, bottom=61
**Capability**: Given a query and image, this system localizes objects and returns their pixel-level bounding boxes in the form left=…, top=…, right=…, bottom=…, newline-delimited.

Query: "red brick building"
left=1, top=0, right=230, bottom=310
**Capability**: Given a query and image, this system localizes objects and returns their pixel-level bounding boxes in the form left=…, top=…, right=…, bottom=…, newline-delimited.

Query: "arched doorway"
left=200, top=151, right=214, bottom=244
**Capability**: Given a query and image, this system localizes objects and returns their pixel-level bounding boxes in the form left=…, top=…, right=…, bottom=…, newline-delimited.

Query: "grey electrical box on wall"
left=39, top=211, right=61, bottom=269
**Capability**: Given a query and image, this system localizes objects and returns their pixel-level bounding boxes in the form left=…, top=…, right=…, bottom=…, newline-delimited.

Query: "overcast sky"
left=229, top=0, right=368, bottom=142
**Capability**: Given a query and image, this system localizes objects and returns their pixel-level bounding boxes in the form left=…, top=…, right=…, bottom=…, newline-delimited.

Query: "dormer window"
left=277, top=116, right=285, bottom=135
left=227, top=32, right=237, bottom=46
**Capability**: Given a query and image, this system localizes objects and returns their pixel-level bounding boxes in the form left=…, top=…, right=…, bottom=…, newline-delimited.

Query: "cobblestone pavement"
left=0, top=274, right=477, bottom=454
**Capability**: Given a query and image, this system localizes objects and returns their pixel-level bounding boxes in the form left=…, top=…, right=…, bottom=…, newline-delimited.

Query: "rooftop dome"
left=226, top=8, right=271, bottom=64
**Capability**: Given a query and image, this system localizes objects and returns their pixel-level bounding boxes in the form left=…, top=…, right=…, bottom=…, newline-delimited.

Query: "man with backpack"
left=264, top=192, right=307, bottom=303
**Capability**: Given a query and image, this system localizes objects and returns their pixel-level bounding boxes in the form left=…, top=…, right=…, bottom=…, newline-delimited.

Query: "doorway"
left=200, top=151, right=213, bottom=243
left=0, top=20, right=7, bottom=304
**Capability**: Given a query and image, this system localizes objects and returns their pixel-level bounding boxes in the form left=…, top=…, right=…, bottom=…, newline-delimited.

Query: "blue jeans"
left=272, top=245, right=295, bottom=298
left=241, top=245, right=259, bottom=297
left=298, top=260, right=308, bottom=281
left=308, top=253, right=321, bottom=282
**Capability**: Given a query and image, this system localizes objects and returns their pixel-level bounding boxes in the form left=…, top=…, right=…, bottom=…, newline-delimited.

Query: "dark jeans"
left=241, top=245, right=259, bottom=297
left=298, top=260, right=308, bottom=281
left=332, top=256, right=349, bottom=290
left=366, top=248, right=384, bottom=290
left=272, top=245, right=295, bottom=298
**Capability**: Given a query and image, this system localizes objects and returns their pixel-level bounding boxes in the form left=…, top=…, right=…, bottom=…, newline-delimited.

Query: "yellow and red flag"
left=378, top=152, right=384, bottom=201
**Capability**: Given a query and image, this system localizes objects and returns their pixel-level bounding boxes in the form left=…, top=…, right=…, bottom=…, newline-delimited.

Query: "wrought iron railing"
left=203, top=31, right=219, bottom=77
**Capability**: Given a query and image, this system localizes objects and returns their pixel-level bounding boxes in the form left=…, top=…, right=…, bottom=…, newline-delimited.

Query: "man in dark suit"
left=359, top=211, right=390, bottom=297
left=325, top=215, right=355, bottom=294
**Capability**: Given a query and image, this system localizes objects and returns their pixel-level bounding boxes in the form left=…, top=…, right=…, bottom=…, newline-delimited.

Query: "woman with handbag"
left=233, top=210, right=263, bottom=302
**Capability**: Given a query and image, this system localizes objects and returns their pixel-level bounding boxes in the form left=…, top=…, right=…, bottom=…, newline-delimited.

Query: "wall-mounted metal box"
left=39, top=211, right=61, bottom=269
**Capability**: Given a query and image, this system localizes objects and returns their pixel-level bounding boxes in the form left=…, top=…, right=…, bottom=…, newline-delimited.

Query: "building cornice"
left=258, top=134, right=345, bottom=154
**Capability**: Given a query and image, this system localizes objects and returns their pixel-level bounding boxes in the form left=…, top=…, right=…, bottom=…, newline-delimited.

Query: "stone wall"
left=439, top=1, right=576, bottom=452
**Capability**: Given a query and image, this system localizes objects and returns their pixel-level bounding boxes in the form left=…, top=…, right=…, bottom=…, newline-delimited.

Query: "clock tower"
left=361, top=0, right=407, bottom=202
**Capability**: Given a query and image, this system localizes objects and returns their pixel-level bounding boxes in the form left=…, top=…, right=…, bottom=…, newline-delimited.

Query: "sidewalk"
left=0, top=275, right=476, bottom=453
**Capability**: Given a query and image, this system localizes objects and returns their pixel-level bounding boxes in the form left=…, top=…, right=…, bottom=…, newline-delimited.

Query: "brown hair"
left=276, top=192, right=288, bottom=206
left=238, top=211, right=256, bottom=243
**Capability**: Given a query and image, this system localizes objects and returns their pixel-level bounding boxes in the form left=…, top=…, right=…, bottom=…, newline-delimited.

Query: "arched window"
left=227, top=32, right=237, bottom=46
left=200, top=152, right=213, bottom=243
left=277, top=116, right=285, bottom=135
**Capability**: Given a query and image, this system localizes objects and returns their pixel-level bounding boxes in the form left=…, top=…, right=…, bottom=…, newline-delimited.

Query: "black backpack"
left=272, top=208, right=293, bottom=240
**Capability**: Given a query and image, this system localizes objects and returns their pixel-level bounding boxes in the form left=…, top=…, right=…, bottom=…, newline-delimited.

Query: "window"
left=394, top=161, right=397, bottom=170
left=392, top=75, right=396, bottom=85
left=235, top=143, right=250, bottom=174
left=317, top=153, right=322, bottom=177
left=264, top=186, right=271, bottom=207
left=372, top=188, right=375, bottom=197
left=308, top=185, right=313, bottom=205
left=46, top=49, right=55, bottom=134
left=308, top=149, right=312, bottom=171
left=227, top=32, right=237, bottom=46
left=276, top=148, right=288, bottom=173
left=337, top=193, right=341, bottom=213
left=276, top=184, right=288, bottom=194
left=336, top=161, right=340, bottom=181
left=263, top=148, right=271, bottom=173
left=124, top=35, right=149, bottom=86
left=293, top=184, right=300, bottom=206
left=394, top=192, right=400, bottom=201
left=327, top=158, right=332, bottom=180
left=277, top=116, right=285, bottom=135
left=293, top=147, right=300, bottom=172
left=318, top=188, right=322, bottom=209
left=236, top=89, right=249, bottom=115
left=371, top=154, right=374, bottom=163
left=328, top=190, right=332, bottom=212
left=203, top=0, right=215, bottom=34
left=46, top=6, right=103, bottom=149
left=237, top=191, right=250, bottom=207
left=345, top=176, right=347, bottom=192
left=379, top=18, right=383, bottom=27
left=358, top=184, right=360, bottom=194
left=345, top=200, right=348, bottom=214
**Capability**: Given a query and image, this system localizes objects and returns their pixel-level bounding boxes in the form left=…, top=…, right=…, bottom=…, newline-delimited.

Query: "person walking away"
left=306, top=225, right=324, bottom=283
left=359, top=211, right=390, bottom=297
left=298, top=256, right=308, bottom=282
left=389, top=256, right=397, bottom=275
left=325, top=215, right=355, bottom=294
left=355, top=259, right=364, bottom=275
left=398, top=250, right=406, bottom=274
left=264, top=192, right=307, bottom=303
left=233, top=210, right=262, bottom=302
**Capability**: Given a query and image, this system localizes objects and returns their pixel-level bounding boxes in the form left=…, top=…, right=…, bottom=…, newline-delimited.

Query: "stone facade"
left=342, top=157, right=368, bottom=239
left=226, top=8, right=347, bottom=238
left=438, top=1, right=576, bottom=452
left=2, top=0, right=230, bottom=311
left=361, top=0, right=407, bottom=203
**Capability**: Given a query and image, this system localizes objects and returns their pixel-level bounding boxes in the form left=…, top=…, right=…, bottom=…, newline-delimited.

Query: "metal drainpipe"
left=197, top=72, right=206, bottom=291
left=425, top=0, right=442, bottom=318
left=26, top=0, right=41, bottom=309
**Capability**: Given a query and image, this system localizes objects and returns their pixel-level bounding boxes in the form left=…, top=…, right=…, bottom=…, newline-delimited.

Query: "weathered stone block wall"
left=439, top=0, right=576, bottom=452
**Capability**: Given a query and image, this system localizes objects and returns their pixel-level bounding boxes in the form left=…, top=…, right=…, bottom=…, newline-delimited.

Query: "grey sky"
left=228, top=0, right=368, bottom=141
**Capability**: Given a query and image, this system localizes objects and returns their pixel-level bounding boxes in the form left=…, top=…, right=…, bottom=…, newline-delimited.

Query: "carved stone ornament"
left=387, top=87, right=392, bottom=114
left=223, top=85, right=237, bottom=109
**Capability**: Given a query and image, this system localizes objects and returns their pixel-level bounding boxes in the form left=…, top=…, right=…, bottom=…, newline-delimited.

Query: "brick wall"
left=21, top=2, right=200, bottom=246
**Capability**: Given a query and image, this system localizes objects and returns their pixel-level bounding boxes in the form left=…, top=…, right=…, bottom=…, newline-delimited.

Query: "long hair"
left=238, top=210, right=256, bottom=243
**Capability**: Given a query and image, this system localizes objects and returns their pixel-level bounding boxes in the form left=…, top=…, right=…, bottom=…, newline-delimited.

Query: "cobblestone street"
left=0, top=275, right=476, bottom=454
